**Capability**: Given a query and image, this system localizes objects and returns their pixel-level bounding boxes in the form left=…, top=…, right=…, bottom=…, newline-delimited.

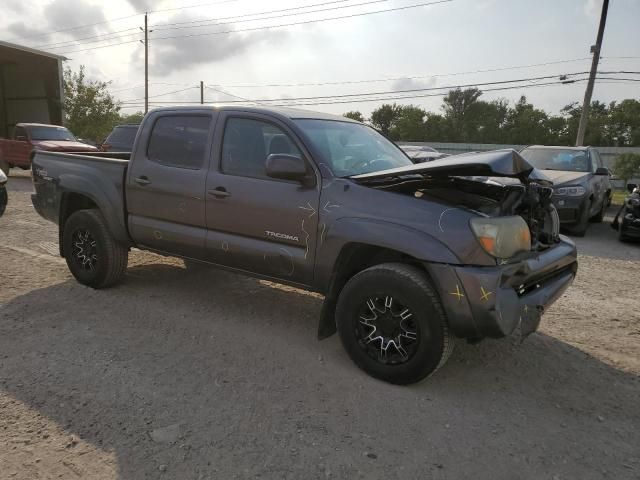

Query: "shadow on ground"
left=1, top=263, right=639, bottom=479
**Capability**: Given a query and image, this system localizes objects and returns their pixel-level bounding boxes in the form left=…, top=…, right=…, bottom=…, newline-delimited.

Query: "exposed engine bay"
left=358, top=175, right=561, bottom=251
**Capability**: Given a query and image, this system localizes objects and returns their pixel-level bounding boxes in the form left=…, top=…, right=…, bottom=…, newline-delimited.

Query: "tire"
left=0, top=187, right=7, bottom=217
left=62, top=209, right=128, bottom=288
left=591, top=199, right=606, bottom=223
left=0, top=157, right=9, bottom=176
left=335, top=263, right=454, bottom=385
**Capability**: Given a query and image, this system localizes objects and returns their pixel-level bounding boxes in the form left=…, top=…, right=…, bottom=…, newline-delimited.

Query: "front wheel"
left=63, top=209, right=128, bottom=288
left=336, top=263, right=454, bottom=385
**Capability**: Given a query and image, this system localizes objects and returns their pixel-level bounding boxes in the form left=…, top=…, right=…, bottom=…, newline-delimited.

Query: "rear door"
left=127, top=111, right=217, bottom=259
left=204, top=112, right=320, bottom=286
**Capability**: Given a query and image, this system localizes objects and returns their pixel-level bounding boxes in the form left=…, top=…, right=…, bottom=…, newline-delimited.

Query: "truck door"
left=205, top=113, right=320, bottom=286
left=127, top=112, right=216, bottom=259
left=8, top=126, right=31, bottom=167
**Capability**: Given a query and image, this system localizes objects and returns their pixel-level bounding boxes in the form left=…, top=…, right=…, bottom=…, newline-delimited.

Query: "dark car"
left=612, top=183, right=640, bottom=241
left=0, top=169, right=7, bottom=217
left=519, top=146, right=611, bottom=236
left=101, top=124, right=139, bottom=152
left=400, top=144, right=447, bottom=163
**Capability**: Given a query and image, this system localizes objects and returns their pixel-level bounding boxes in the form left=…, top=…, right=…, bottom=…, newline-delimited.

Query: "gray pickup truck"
left=31, top=106, right=577, bottom=384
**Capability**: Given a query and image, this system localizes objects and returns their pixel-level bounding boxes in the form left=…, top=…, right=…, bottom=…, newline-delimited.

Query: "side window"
left=221, top=117, right=301, bottom=180
left=14, top=126, right=27, bottom=139
left=147, top=115, right=211, bottom=169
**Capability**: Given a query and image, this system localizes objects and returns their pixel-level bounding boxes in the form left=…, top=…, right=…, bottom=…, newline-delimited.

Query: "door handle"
left=134, top=176, right=151, bottom=186
left=208, top=187, right=230, bottom=198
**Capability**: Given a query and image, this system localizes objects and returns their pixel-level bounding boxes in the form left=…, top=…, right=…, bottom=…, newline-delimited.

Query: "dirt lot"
left=1, top=170, right=639, bottom=479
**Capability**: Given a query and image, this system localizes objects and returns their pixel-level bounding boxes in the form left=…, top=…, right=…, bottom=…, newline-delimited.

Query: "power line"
left=41, top=0, right=386, bottom=51
left=59, top=0, right=451, bottom=54
left=5, top=13, right=141, bottom=42
left=149, top=0, right=453, bottom=41
left=121, top=86, right=200, bottom=103
left=151, top=0, right=381, bottom=31
left=35, top=27, right=141, bottom=50
left=209, top=57, right=593, bottom=89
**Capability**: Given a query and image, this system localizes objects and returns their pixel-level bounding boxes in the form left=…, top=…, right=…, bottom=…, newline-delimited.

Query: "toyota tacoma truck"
left=31, top=106, right=577, bottom=384
left=0, top=123, right=98, bottom=175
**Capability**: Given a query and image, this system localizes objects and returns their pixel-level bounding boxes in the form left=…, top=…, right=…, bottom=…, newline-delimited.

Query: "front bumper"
left=553, top=196, right=588, bottom=224
left=426, top=237, right=578, bottom=340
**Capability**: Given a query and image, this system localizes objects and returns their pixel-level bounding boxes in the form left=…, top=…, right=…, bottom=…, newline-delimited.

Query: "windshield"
left=520, top=148, right=591, bottom=173
left=295, top=119, right=412, bottom=176
left=30, top=126, right=76, bottom=141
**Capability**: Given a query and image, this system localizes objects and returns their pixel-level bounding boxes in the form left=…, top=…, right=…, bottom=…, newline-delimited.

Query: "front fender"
left=314, top=217, right=461, bottom=292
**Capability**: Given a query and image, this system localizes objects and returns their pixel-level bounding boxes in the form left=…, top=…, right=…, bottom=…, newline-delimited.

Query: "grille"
left=557, top=208, right=577, bottom=222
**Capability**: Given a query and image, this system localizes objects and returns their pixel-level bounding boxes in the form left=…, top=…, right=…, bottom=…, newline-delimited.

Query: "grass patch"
left=611, top=190, right=628, bottom=206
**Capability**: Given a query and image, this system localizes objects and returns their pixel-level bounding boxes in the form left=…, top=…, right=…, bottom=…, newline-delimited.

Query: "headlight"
left=470, top=216, right=531, bottom=258
left=554, top=186, right=586, bottom=196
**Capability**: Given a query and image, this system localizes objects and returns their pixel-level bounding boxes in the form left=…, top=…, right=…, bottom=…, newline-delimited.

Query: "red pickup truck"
left=0, top=123, right=98, bottom=175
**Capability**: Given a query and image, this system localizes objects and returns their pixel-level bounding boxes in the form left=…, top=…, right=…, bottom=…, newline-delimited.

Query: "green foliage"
left=63, top=66, right=121, bottom=142
left=613, top=153, right=640, bottom=182
left=370, top=103, right=400, bottom=137
left=343, top=111, right=365, bottom=122
left=119, top=111, right=145, bottom=124
left=367, top=89, right=640, bottom=147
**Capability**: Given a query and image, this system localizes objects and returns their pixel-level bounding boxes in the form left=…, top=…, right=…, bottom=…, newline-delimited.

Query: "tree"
left=343, top=111, right=365, bottom=122
left=120, top=111, right=145, bottom=124
left=370, top=104, right=400, bottom=137
left=441, top=88, right=482, bottom=142
left=503, top=96, right=554, bottom=145
left=391, top=105, right=427, bottom=141
left=63, top=65, right=121, bottom=142
left=614, top=153, right=640, bottom=184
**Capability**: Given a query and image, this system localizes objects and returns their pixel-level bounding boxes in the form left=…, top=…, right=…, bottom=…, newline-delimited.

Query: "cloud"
left=390, top=77, right=437, bottom=92
left=583, top=0, right=600, bottom=19
left=6, top=22, right=52, bottom=43
left=43, top=0, right=109, bottom=39
left=147, top=12, right=289, bottom=76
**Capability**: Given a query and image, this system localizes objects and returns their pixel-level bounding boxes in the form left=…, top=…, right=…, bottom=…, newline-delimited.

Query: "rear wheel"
left=591, top=199, right=606, bottom=223
left=63, top=209, right=128, bottom=288
left=336, top=263, right=454, bottom=385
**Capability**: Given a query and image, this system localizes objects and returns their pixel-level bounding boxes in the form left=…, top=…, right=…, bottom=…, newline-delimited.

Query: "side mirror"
left=266, top=154, right=313, bottom=184
left=628, top=183, right=638, bottom=193
left=595, top=167, right=609, bottom=176
left=15, top=135, right=27, bottom=141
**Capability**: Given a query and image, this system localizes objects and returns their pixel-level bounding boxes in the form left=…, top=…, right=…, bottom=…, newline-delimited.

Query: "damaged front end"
left=351, top=149, right=577, bottom=341
left=352, top=149, right=561, bottom=253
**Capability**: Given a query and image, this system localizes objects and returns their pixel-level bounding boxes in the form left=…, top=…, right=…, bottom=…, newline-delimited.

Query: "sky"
left=3, top=0, right=639, bottom=117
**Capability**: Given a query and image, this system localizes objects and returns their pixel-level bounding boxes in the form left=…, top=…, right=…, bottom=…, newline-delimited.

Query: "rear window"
left=106, top=126, right=138, bottom=146
left=147, top=116, right=211, bottom=169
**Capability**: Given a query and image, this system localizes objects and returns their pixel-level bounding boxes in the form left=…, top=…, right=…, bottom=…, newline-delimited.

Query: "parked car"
left=101, top=124, right=140, bottom=152
left=612, top=183, right=640, bottom=241
left=31, top=106, right=577, bottom=385
left=0, top=123, right=98, bottom=175
left=0, top=169, right=7, bottom=217
left=519, top=145, right=611, bottom=236
left=400, top=144, right=447, bottom=163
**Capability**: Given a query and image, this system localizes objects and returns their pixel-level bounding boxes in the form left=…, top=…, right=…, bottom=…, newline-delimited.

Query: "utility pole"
left=139, top=14, right=149, bottom=113
left=200, top=81, right=204, bottom=104
left=144, top=13, right=149, bottom=114
left=576, top=0, right=609, bottom=146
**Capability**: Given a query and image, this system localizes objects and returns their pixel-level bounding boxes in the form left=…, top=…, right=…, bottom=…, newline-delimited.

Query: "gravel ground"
left=1, top=170, right=639, bottom=480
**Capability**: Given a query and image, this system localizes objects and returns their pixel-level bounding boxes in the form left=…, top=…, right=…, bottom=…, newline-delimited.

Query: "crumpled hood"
left=351, top=149, right=551, bottom=184
left=539, top=170, right=589, bottom=186
left=32, top=140, right=98, bottom=151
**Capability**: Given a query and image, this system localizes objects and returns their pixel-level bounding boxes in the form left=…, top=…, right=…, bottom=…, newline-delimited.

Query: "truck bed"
left=31, top=150, right=132, bottom=246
